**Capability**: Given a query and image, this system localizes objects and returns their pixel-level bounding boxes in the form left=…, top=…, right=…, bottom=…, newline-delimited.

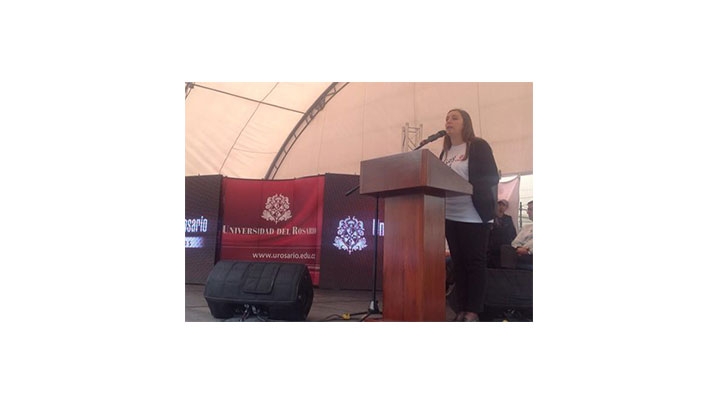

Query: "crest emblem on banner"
left=261, top=194, right=293, bottom=223
left=333, top=216, right=367, bottom=254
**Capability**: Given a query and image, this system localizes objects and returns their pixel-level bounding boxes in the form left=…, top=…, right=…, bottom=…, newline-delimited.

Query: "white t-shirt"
left=443, top=143, right=483, bottom=223
left=511, top=223, right=533, bottom=254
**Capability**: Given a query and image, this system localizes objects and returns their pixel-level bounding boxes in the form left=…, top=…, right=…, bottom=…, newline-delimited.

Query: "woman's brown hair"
left=442, top=108, right=477, bottom=161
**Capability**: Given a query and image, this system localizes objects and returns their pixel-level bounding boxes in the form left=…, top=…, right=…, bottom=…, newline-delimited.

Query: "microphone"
left=415, top=130, right=447, bottom=149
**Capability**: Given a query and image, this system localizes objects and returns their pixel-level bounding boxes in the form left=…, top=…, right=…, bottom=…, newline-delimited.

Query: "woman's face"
left=445, top=110, right=464, bottom=137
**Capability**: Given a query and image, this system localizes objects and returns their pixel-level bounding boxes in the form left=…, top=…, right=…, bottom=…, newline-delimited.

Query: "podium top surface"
left=359, top=149, right=473, bottom=197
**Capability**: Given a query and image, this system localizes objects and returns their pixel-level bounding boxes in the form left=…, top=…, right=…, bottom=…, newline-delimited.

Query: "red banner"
left=220, top=176, right=325, bottom=285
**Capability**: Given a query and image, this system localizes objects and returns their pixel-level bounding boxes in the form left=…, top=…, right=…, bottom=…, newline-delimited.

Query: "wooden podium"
left=360, top=149, right=472, bottom=321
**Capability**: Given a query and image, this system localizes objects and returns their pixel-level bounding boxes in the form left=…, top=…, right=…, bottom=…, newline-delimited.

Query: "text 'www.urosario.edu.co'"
left=251, top=252, right=317, bottom=260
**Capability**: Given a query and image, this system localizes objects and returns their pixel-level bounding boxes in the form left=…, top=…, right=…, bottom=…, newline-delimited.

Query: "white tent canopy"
left=185, top=82, right=532, bottom=180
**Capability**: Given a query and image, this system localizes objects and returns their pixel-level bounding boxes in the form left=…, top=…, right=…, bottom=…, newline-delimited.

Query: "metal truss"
left=401, top=122, right=424, bottom=152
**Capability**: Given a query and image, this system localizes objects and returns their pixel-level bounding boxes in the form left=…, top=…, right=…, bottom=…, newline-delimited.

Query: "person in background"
left=501, top=200, right=533, bottom=270
left=487, top=199, right=517, bottom=268
left=440, top=108, right=499, bottom=322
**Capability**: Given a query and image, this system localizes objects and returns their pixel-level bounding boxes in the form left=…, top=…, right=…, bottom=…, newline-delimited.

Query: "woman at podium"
left=440, top=108, right=499, bottom=321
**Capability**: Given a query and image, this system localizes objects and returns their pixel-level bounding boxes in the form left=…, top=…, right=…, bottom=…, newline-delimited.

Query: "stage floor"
left=185, top=284, right=459, bottom=322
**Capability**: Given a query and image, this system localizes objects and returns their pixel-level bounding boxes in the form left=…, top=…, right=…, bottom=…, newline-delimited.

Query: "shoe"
left=463, top=312, right=480, bottom=322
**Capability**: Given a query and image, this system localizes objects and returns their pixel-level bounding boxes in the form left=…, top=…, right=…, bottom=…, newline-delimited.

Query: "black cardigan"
left=441, top=138, right=499, bottom=222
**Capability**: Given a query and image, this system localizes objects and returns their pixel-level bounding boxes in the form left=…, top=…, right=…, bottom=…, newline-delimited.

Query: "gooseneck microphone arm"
left=414, top=130, right=447, bottom=150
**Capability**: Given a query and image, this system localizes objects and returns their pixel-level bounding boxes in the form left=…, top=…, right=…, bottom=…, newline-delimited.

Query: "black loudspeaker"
left=204, top=261, right=314, bottom=321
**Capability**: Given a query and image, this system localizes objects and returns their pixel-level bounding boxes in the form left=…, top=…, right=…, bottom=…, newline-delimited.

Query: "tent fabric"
left=186, top=82, right=332, bottom=178
left=185, top=82, right=532, bottom=180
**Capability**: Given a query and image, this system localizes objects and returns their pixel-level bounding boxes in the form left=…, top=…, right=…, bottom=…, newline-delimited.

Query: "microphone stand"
left=344, top=184, right=382, bottom=321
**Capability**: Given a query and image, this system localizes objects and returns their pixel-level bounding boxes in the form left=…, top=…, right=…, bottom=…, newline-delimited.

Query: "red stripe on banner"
left=220, top=176, right=325, bottom=285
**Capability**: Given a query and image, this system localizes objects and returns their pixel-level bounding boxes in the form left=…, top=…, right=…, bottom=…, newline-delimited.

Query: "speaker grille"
left=204, top=261, right=314, bottom=321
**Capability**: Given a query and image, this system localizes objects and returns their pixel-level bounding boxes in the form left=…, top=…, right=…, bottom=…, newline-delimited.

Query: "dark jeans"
left=445, top=220, right=491, bottom=314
